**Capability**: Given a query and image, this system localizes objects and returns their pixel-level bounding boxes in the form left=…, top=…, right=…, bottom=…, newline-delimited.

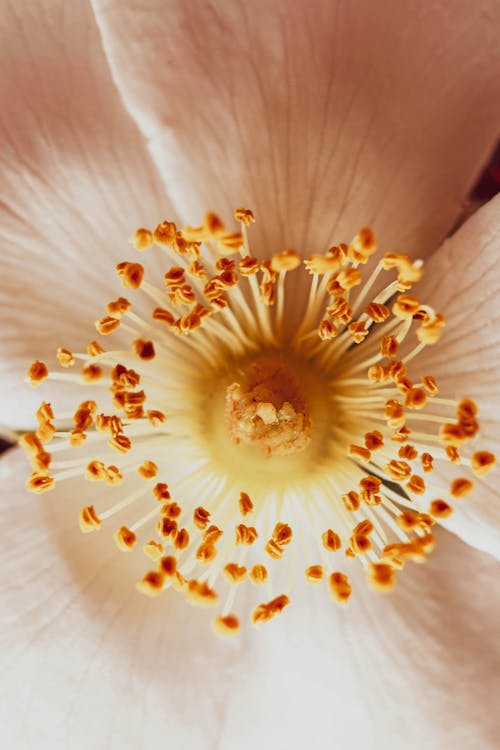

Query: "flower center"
left=21, top=207, right=496, bottom=637
left=225, top=356, right=312, bottom=457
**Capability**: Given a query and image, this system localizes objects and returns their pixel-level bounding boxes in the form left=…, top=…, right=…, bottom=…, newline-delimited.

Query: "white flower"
left=1, top=1, right=500, bottom=749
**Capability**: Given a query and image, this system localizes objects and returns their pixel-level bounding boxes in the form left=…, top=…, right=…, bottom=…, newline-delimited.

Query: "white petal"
left=1, top=447, right=248, bottom=748
left=417, top=195, right=500, bottom=557
left=3, top=443, right=499, bottom=748
left=0, top=0, right=173, bottom=429
left=218, top=531, right=500, bottom=750
left=93, top=0, right=500, bottom=256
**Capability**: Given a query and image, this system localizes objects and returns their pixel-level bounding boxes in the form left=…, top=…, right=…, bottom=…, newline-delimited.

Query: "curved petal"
left=0, top=0, right=173, bottom=430
left=3, top=447, right=500, bottom=748
left=219, top=531, right=500, bottom=750
left=1, top=448, right=248, bottom=749
left=92, top=0, right=500, bottom=257
left=416, top=194, right=500, bottom=558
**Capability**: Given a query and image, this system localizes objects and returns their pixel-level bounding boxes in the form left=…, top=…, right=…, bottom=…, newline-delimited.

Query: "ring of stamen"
left=22, top=207, right=496, bottom=636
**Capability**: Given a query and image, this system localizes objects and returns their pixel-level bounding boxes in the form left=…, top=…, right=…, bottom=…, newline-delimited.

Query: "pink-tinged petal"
left=92, top=0, right=500, bottom=257
left=218, top=530, right=500, bottom=750
left=417, top=194, right=500, bottom=557
left=3, top=443, right=499, bottom=747
left=1, top=447, right=248, bottom=748
left=0, top=0, right=173, bottom=429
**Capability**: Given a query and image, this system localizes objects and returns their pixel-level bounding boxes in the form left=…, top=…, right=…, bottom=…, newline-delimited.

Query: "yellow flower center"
left=225, top=356, right=313, bottom=457
left=22, top=208, right=496, bottom=636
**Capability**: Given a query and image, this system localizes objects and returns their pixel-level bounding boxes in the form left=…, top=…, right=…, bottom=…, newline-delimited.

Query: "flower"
left=2, top=1, right=500, bottom=748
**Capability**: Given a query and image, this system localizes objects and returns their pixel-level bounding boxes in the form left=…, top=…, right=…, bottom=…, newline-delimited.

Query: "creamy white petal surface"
left=218, top=537, right=500, bottom=750
left=0, top=0, right=172, bottom=430
left=92, top=0, right=500, bottom=256
left=416, top=195, right=500, bottom=558
left=2, top=447, right=500, bottom=750
left=1, top=448, right=248, bottom=749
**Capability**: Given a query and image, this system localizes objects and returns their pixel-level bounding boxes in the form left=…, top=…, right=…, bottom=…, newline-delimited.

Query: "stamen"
left=22, top=208, right=495, bottom=635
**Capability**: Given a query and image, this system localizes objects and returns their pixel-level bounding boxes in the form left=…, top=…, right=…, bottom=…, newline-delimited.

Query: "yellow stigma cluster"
left=22, top=209, right=495, bottom=635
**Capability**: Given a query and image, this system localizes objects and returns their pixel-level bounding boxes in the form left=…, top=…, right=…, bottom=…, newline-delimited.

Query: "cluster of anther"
left=225, top=360, right=312, bottom=456
left=22, top=207, right=497, bottom=636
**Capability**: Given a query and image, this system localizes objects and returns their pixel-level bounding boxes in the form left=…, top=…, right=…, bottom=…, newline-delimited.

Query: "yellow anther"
left=304, top=253, right=343, bottom=275
left=239, top=256, right=260, bottom=276
left=136, top=571, right=165, bottom=597
left=380, top=335, right=399, bottom=358
left=328, top=572, right=352, bottom=605
left=471, top=451, right=496, bottom=477
left=348, top=227, right=376, bottom=263
left=416, top=313, right=445, bottom=345
left=429, top=499, right=453, bottom=519
left=348, top=444, right=371, bottom=462
left=79, top=505, right=102, bottom=533
left=239, top=491, right=254, bottom=516
left=25, top=360, right=49, bottom=386
left=249, top=564, right=268, bottom=584
left=153, top=220, right=177, bottom=246
left=108, top=433, right=132, bottom=454
left=341, top=491, right=360, bottom=512
left=252, top=594, right=290, bottom=625
left=450, top=477, right=473, bottom=498
left=137, top=460, right=158, bottom=479
left=348, top=321, right=368, bottom=343
left=27, top=472, right=55, bottom=493
left=364, top=430, right=384, bottom=451
left=392, top=294, right=420, bottom=319
left=367, top=563, right=395, bottom=592
left=406, top=474, right=426, bottom=495
left=365, top=302, right=390, bottom=322
left=318, top=319, right=338, bottom=341
left=82, top=364, right=103, bottom=382
left=327, top=298, right=352, bottom=324
left=223, top=563, right=248, bottom=583
left=130, top=227, right=154, bottom=251
left=143, top=540, right=164, bottom=560
left=398, top=444, right=418, bottom=461
left=185, top=580, right=218, bottom=608
left=386, top=460, right=412, bottom=481
left=196, top=542, right=217, bottom=564
left=212, top=614, right=240, bottom=636
left=113, top=526, right=137, bottom=551
left=174, top=528, right=190, bottom=550
left=56, top=347, right=74, bottom=367
left=96, top=316, right=120, bottom=335
left=421, top=452, right=434, bottom=472
left=422, top=375, right=439, bottom=395
left=322, top=529, right=342, bottom=551
left=193, top=506, right=210, bottom=530
left=87, top=340, right=104, bottom=356
left=116, top=261, right=144, bottom=289
left=235, top=524, right=258, bottom=545
left=305, top=565, right=324, bottom=583
left=133, top=339, right=155, bottom=360
left=270, top=250, right=301, bottom=272
left=234, top=207, right=255, bottom=225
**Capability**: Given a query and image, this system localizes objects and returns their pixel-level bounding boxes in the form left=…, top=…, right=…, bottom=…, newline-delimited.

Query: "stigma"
left=22, top=208, right=496, bottom=635
left=225, top=358, right=312, bottom=456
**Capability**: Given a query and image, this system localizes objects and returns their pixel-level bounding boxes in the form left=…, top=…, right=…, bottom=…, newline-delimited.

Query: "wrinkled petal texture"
left=93, top=0, right=500, bottom=257
left=418, top=195, right=500, bottom=559
left=0, top=0, right=172, bottom=429
left=2, top=446, right=500, bottom=749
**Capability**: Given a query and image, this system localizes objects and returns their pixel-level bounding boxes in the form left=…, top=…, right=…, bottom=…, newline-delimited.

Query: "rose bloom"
left=2, top=1, right=500, bottom=748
